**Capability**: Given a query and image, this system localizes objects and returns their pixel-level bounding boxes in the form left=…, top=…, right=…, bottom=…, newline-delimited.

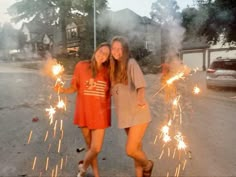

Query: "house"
left=98, top=8, right=161, bottom=55
left=180, top=35, right=236, bottom=70
left=181, top=38, right=209, bottom=70
left=21, top=8, right=161, bottom=59
left=21, top=21, right=53, bottom=58
left=53, top=21, right=84, bottom=56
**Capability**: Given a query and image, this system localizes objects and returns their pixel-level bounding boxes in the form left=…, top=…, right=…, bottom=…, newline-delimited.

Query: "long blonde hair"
left=90, top=42, right=110, bottom=78
left=110, top=36, right=130, bottom=86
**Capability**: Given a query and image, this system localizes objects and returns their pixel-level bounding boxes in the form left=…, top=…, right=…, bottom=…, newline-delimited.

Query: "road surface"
left=0, top=61, right=236, bottom=177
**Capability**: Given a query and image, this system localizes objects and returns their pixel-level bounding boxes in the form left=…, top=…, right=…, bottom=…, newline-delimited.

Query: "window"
left=67, top=27, right=78, bottom=40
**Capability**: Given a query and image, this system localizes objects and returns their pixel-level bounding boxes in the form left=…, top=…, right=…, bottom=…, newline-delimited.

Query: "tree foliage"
left=7, top=0, right=109, bottom=56
left=150, top=0, right=183, bottom=63
left=182, top=0, right=236, bottom=44
left=150, top=0, right=181, bottom=24
left=0, top=23, right=26, bottom=59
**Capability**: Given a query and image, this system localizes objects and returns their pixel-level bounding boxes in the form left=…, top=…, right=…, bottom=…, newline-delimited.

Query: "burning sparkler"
left=26, top=61, right=69, bottom=174
left=52, top=63, right=64, bottom=76
left=193, top=86, right=200, bottom=95
left=174, top=132, right=187, bottom=150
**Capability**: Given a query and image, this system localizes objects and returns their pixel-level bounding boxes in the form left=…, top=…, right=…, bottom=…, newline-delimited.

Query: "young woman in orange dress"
left=55, top=42, right=111, bottom=177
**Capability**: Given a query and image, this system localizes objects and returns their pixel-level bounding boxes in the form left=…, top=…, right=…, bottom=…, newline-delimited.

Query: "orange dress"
left=71, top=61, right=111, bottom=129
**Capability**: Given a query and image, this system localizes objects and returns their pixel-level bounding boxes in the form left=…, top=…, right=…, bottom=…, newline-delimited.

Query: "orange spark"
left=60, top=158, right=64, bottom=170
left=175, top=132, right=187, bottom=150
left=32, top=156, right=37, bottom=170
left=193, top=86, right=200, bottom=95
left=167, top=72, right=184, bottom=85
left=27, top=130, right=33, bottom=144
left=44, top=131, right=48, bottom=142
left=58, top=139, right=62, bottom=153
left=52, top=64, right=64, bottom=76
left=60, top=120, right=63, bottom=131
left=57, top=99, right=66, bottom=110
left=45, top=157, right=49, bottom=171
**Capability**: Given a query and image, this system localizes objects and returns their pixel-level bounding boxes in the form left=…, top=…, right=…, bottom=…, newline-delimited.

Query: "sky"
left=0, top=0, right=194, bottom=28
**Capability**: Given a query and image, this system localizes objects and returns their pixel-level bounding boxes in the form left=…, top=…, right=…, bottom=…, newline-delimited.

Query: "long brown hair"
left=90, top=42, right=110, bottom=78
left=110, top=36, right=130, bottom=86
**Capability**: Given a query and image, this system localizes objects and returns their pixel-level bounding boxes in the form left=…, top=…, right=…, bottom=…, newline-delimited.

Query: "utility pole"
left=93, top=0, right=96, bottom=50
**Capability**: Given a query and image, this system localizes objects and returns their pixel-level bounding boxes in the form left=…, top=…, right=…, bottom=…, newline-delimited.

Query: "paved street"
left=0, top=61, right=236, bottom=177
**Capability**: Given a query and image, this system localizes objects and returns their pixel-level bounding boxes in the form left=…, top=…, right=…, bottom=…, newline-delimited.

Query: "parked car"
left=206, top=58, right=236, bottom=88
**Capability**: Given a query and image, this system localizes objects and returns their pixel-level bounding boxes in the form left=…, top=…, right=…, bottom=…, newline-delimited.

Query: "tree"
left=8, top=0, right=77, bottom=54
left=150, top=0, right=184, bottom=63
left=74, top=0, right=110, bottom=59
left=8, top=0, right=109, bottom=57
left=190, top=0, right=236, bottom=44
left=0, top=23, right=26, bottom=60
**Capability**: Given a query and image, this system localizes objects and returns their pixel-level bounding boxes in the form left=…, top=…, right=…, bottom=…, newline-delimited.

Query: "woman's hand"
left=54, top=84, right=64, bottom=93
left=137, top=87, right=146, bottom=109
left=137, top=98, right=146, bottom=108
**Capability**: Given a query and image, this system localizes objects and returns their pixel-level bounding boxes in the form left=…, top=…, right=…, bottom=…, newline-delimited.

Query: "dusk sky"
left=0, top=0, right=194, bottom=27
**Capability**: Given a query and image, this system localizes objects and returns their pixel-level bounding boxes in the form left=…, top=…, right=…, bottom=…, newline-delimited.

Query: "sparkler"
left=153, top=72, right=185, bottom=98
left=26, top=61, right=69, bottom=175
left=174, top=132, right=187, bottom=150
left=153, top=64, right=202, bottom=177
left=167, top=72, right=184, bottom=85
left=52, top=63, right=64, bottom=76
left=193, top=86, right=200, bottom=95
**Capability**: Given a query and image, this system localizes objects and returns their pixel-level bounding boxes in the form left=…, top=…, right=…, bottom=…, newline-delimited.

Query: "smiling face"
left=111, top=41, right=123, bottom=61
left=95, top=46, right=110, bottom=66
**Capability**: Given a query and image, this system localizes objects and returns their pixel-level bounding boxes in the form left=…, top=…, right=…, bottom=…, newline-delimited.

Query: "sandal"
left=143, top=160, right=154, bottom=177
left=77, top=161, right=86, bottom=177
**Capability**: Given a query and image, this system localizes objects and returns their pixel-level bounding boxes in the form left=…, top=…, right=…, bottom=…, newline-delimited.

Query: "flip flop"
left=143, top=160, right=154, bottom=177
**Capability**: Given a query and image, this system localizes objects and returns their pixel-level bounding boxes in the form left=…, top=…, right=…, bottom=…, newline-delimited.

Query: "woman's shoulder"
left=76, top=60, right=90, bottom=67
left=128, top=58, right=139, bottom=67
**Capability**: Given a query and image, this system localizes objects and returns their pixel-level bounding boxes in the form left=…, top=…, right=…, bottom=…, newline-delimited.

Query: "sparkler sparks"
left=57, top=98, right=66, bottom=110
left=167, top=72, right=184, bottom=85
left=153, top=63, right=198, bottom=176
left=45, top=157, right=49, bottom=171
left=174, top=132, right=187, bottom=150
left=52, top=63, right=64, bottom=76
left=27, top=130, right=33, bottom=144
left=25, top=61, right=69, bottom=175
left=193, top=86, right=200, bottom=95
left=45, top=106, right=56, bottom=124
left=32, top=156, right=37, bottom=170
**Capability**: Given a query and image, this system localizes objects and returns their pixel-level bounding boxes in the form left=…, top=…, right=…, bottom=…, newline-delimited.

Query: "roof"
left=21, top=21, right=53, bottom=35
left=182, top=37, right=210, bottom=50
left=112, top=8, right=159, bottom=26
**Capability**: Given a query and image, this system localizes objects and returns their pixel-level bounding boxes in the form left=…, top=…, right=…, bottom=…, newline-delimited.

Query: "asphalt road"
left=0, top=61, right=236, bottom=177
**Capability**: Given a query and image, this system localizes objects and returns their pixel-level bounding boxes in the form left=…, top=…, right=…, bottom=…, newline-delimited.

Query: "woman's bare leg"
left=81, top=128, right=105, bottom=177
left=125, top=123, right=151, bottom=174
left=80, top=128, right=102, bottom=177
left=125, top=128, right=144, bottom=177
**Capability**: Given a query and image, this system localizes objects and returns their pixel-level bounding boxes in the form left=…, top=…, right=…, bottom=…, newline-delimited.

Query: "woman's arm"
left=55, top=84, right=77, bottom=94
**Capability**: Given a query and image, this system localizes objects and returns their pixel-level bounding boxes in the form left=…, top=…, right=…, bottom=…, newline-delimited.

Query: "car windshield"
left=210, top=60, right=236, bottom=70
